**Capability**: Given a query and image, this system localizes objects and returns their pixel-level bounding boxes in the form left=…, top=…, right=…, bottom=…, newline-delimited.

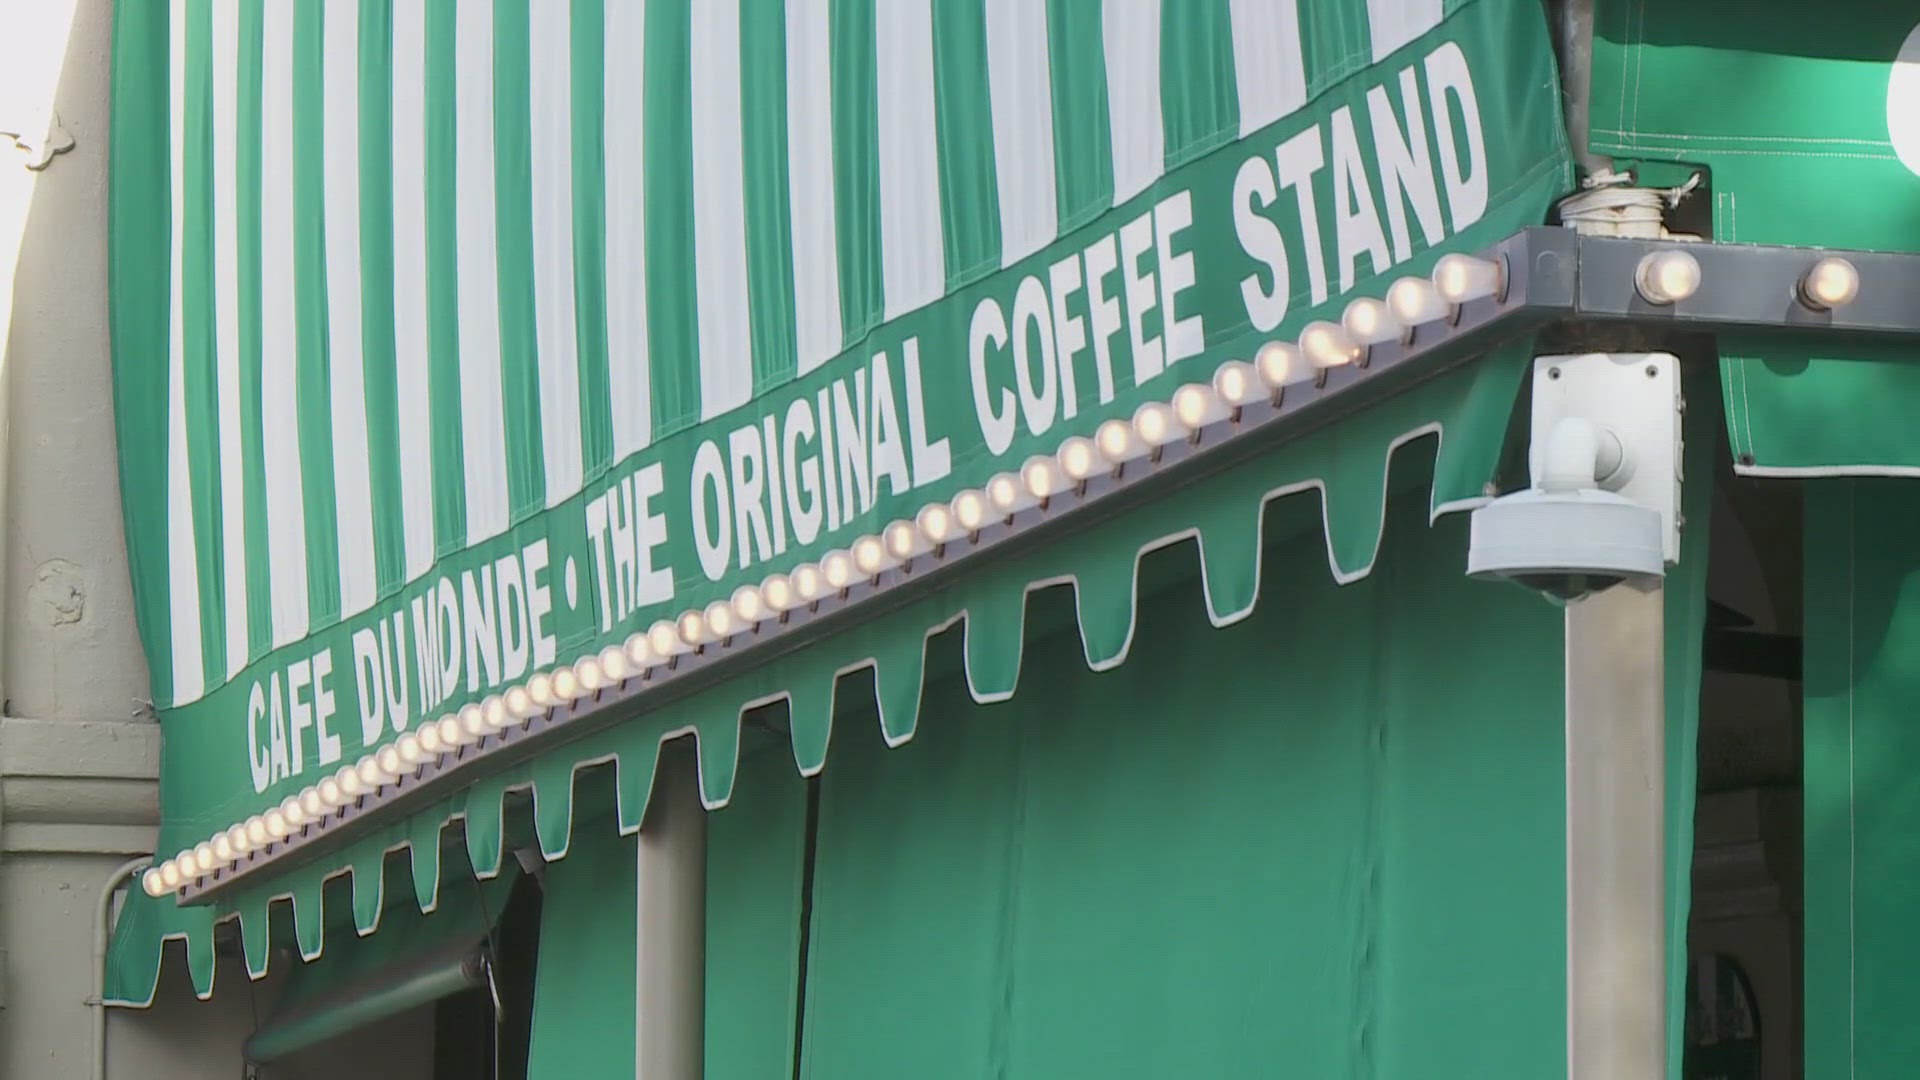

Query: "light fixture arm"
left=1539, top=417, right=1627, bottom=495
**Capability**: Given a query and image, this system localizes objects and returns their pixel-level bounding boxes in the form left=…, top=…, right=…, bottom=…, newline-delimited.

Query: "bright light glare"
left=1432, top=253, right=1504, bottom=304
left=1634, top=250, right=1702, bottom=305
left=1801, top=257, right=1860, bottom=309
left=1341, top=297, right=1402, bottom=345
left=1299, top=321, right=1359, bottom=369
left=1254, top=341, right=1297, bottom=388
left=1387, top=276, right=1449, bottom=325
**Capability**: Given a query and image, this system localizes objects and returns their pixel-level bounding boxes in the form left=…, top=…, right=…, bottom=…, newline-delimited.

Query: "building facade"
left=1, top=1, right=1916, bottom=1077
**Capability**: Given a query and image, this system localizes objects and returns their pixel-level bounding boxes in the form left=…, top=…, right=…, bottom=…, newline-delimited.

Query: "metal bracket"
left=1531, top=352, right=1683, bottom=563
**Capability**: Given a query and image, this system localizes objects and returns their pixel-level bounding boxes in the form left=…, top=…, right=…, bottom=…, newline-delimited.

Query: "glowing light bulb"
left=792, top=564, right=825, bottom=602
left=527, top=671, right=556, bottom=706
left=647, top=619, right=684, bottom=659
left=1432, top=253, right=1504, bottom=304
left=337, top=763, right=367, bottom=796
left=1341, top=297, right=1402, bottom=345
left=677, top=609, right=710, bottom=645
left=1133, top=401, right=1186, bottom=446
left=623, top=633, right=653, bottom=670
left=549, top=667, right=581, bottom=703
left=480, top=695, right=512, bottom=731
left=1387, top=276, right=1449, bottom=325
left=731, top=584, right=766, bottom=624
left=705, top=600, right=737, bottom=638
left=1055, top=436, right=1099, bottom=482
left=378, top=745, right=405, bottom=776
left=1255, top=341, right=1300, bottom=388
left=504, top=685, right=537, bottom=720
left=884, top=519, right=922, bottom=560
left=1635, top=250, right=1702, bottom=305
left=1801, top=256, right=1859, bottom=310
left=318, top=777, right=345, bottom=809
left=1172, top=383, right=1227, bottom=429
left=280, top=795, right=307, bottom=827
left=916, top=504, right=954, bottom=545
left=417, top=723, right=445, bottom=756
left=436, top=714, right=468, bottom=746
left=1213, top=361, right=1262, bottom=407
left=821, top=551, right=854, bottom=590
left=1095, top=418, right=1142, bottom=463
left=575, top=656, right=607, bottom=690
left=952, top=489, right=990, bottom=531
left=265, top=809, right=290, bottom=839
left=762, top=574, right=794, bottom=612
left=459, top=703, right=489, bottom=738
left=1300, top=321, right=1360, bottom=368
left=246, top=816, right=271, bottom=846
left=213, top=833, right=235, bottom=862
left=852, top=535, right=891, bottom=577
left=174, top=848, right=197, bottom=878
left=143, top=868, right=167, bottom=896
left=986, top=472, right=1026, bottom=513
left=193, top=841, right=217, bottom=874
left=299, top=787, right=326, bottom=818
left=159, top=860, right=183, bottom=890
left=396, top=733, right=425, bottom=765
left=356, top=756, right=387, bottom=789
left=1022, top=454, right=1066, bottom=500
left=599, top=645, right=631, bottom=682
left=227, top=824, right=252, bottom=855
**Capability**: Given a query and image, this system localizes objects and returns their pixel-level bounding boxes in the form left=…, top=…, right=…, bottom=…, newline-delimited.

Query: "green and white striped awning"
left=106, top=0, right=1570, bottom=1001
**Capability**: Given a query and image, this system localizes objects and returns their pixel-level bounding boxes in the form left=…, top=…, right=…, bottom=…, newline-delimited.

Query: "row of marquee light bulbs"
left=142, top=247, right=1862, bottom=898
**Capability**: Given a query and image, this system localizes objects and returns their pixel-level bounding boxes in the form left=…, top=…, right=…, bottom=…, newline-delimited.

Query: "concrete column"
left=635, top=742, right=706, bottom=1078
left=0, top=2, right=263, bottom=1077
left=1564, top=582, right=1667, bottom=1080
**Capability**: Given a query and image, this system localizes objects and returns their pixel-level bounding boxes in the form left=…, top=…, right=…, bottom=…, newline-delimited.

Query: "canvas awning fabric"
left=1590, top=0, right=1920, bottom=476
left=106, top=338, right=1539, bottom=1005
left=104, top=0, right=1577, bottom=1005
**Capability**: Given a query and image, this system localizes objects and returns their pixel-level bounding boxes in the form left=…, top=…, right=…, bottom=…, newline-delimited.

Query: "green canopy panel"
left=106, top=341, right=1536, bottom=1005
left=1590, top=0, right=1920, bottom=477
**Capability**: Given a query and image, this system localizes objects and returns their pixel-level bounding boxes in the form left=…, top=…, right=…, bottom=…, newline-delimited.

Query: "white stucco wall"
left=1, top=3, right=434, bottom=1076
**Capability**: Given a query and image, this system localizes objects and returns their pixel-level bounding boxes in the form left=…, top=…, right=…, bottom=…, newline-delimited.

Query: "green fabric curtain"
left=521, top=364, right=1717, bottom=1077
left=1804, top=478, right=1920, bottom=1077
left=705, top=741, right=809, bottom=1079
left=525, top=812, right=638, bottom=1079
left=791, top=487, right=1569, bottom=1078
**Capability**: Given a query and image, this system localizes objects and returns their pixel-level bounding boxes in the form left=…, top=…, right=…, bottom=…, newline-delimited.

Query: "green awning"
left=529, top=365, right=1721, bottom=1077
left=107, top=338, right=1538, bottom=1005
left=106, top=0, right=1576, bottom=1005
left=244, top=868, right=518, bottom=1063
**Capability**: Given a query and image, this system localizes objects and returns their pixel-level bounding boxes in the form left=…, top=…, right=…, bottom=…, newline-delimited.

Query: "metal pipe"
left=1547, top=0, right=1610, bottom=177
left=91, top=856, right=153, bottom=1080
left=1563, top=583, right=1666, bottom=1080
left=635, top=741, right=706, bottom=1079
